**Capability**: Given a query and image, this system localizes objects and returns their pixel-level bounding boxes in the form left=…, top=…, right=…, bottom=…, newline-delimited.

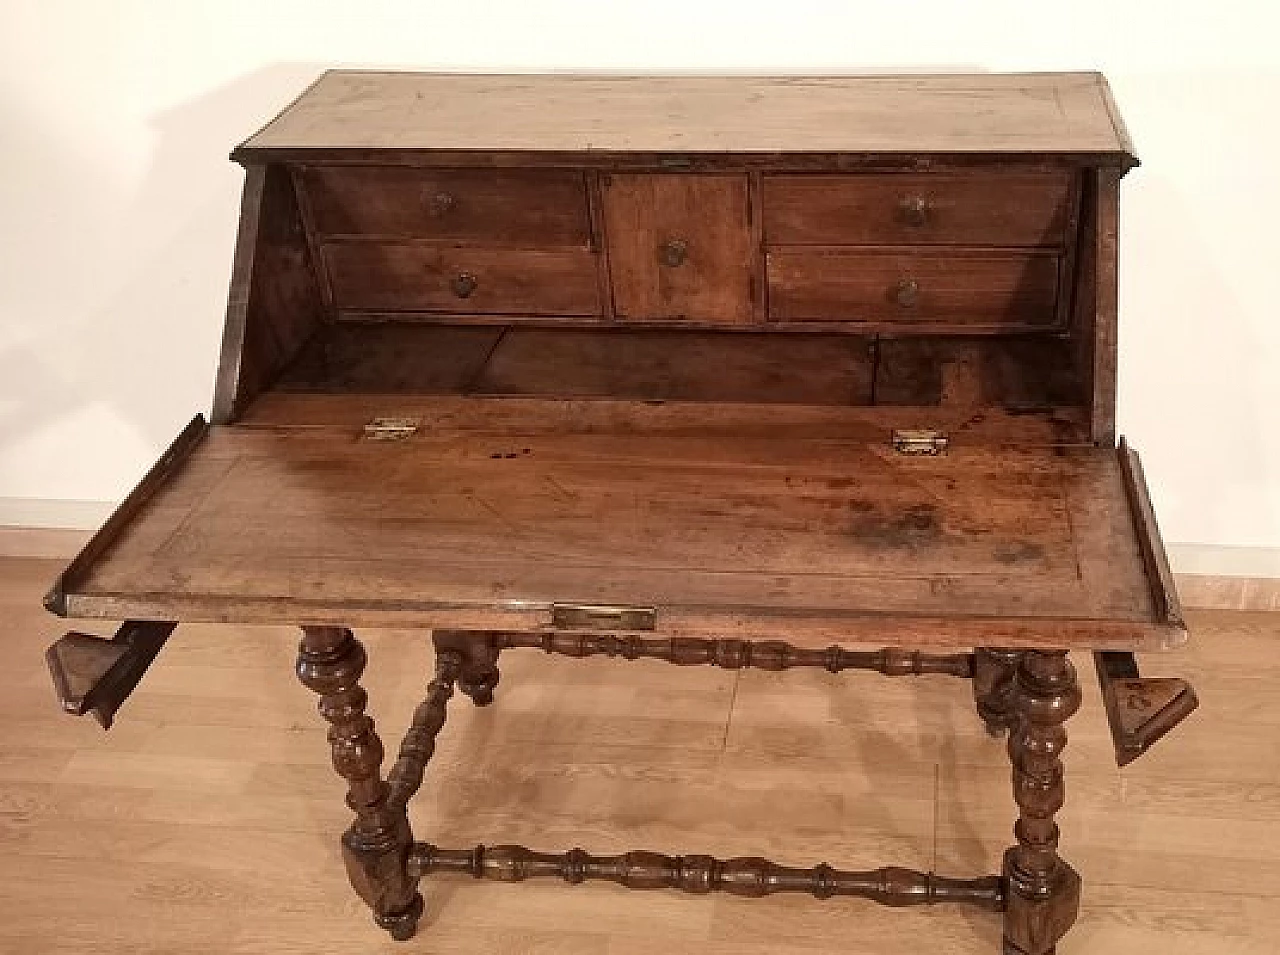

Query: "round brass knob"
left=658, top=238, right=689, bottom=268
left=450, top=272, right=478, bottom=299
left=898, top=196, right=930, bottom=227
left=893, top=278, right=921, bottom=308
left=427, top=191, right=457, bottom=216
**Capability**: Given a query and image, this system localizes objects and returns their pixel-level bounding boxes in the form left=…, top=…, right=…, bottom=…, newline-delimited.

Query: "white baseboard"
left=0, top=497, right=115, bottom=530
left=1166, top=543, right=1280, bottom=578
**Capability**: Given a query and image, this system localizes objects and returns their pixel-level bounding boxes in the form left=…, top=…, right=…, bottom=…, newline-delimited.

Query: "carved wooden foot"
left=974, top=648, right=1022, bottom=737
left=434, top=630, right=500, bottom=706
left=1002, top=649, right=1082, bottom=955
left=297, top=626, right=422, bottom=941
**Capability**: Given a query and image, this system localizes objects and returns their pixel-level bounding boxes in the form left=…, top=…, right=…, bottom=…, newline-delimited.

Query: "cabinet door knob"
left=893, top=278, right=921, bottom=308
left=427, top=191, right=457, bottom=216
left=450, top=272, right=478, bottom=299
left=897, top=196, right=930, bottom=227
left=658, top=238, right=689, bottom=267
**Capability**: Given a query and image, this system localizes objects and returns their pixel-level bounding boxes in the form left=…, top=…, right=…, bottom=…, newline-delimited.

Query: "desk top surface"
left=239, top=71, right=1135, bottom=159
left=52, top=398, right=1180, bottom=651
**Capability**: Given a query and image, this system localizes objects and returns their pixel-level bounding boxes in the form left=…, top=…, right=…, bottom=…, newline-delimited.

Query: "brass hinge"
left=361, top=417, right=421, bottom=441
left=891, top=429, right=949, bottom=455
left=551, top=603, right=658, bottom=631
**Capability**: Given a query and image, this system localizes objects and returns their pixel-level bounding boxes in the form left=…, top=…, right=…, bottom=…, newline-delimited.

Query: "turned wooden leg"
left=433, top=630, right=500, bottom=706
left=1002, top=650, right=1082, bottom=955
left=297, top=627, right=422, bottom=941
left=974, top=648, right=1022, bottom=736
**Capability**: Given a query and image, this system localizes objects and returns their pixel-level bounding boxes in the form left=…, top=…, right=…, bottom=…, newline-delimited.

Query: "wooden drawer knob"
left=897, top=196, right=930, bottom=227
left=427, top=191, right=457, bottom=216
left=450, top=272, right=478, bottom=299
left=658, top=238, right=689, bottom=268
left=893, top=278, right=920, bottom=308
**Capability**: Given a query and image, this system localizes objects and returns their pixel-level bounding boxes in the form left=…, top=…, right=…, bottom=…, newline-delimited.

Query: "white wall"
left=2, top=1, right=1278, bottom=562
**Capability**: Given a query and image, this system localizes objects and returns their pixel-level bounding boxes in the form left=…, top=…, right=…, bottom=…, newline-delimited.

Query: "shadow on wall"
left=0, top=64, right=326, bottom=501
left=1120, top=172, right=1276, bottom=544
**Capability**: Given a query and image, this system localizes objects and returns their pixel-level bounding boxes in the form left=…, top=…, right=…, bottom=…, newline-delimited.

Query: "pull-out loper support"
left=1094, top=650, right=1199, bottom=766
left=45, top=621, right=177, bottom=729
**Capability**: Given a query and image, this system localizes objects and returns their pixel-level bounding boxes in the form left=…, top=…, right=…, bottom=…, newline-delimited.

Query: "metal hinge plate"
left=891, top=429, right=949, bottom=455
left=551, top=603, right=658, bottom=631
left=362, top=417, right=421, bottom=441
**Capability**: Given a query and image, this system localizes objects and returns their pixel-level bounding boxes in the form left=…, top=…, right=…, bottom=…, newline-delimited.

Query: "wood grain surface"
left=272, top=324, right=1079, bottom=412
left=300, top=166, right=592, bottom=246
left=766, top=249, right=1060, bottom=327
left=323, top=243, right=601, bottom=315
left=211, top=165, right=325, bottom=423
left=237, top=393, right=1090, bottom=444
left=3, top=557, right=1273, bottom=953
left=50, top=412, right=1170, bottom=648
left=762, top=172, right=1075, bottom=247
left=237, top=72, right=1135, bottom=157
left=601, top=175, right=755, bottom=323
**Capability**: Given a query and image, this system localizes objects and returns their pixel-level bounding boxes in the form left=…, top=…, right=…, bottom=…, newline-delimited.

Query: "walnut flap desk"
left=44, top=72, right=1198, bottom=954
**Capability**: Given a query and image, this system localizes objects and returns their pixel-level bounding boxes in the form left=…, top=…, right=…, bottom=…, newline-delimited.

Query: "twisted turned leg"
left=434, top=630, right=500, bottom=706
left=297, top=627, right=422, bottom=940
left=973, top=648, right=1023, bottom=736
left=1002, top=649, right=1082, bottom=955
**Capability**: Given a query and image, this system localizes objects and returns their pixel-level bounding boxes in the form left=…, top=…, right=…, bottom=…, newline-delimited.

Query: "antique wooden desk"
left=45, top=72, right=1198, bottom=954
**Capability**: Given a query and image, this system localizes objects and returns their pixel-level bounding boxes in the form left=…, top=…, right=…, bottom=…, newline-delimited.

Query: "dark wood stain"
left=848, top=501, right=945, bottom=551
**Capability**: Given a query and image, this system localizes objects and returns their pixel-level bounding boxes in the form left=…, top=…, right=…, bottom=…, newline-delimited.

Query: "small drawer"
left=762, top=172, right=1075, bottom=247
left=767, top=250, right=1060, bottom=327
left=324, top=243, right=601, bottom=315
left=301, top=167, right=592, bottom=247
left=601, top=174, right=755, bottom=324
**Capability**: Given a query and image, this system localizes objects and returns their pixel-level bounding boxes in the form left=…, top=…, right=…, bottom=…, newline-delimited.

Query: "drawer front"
left=767, top=250, right=1060, bottom=327
left=762, top=172, right=1075, bottom=247
left=601, top=174, right=755, bottom=324
left=302, top=167, right=592, bottom=246
left=324, top=243, right=601, bottom=315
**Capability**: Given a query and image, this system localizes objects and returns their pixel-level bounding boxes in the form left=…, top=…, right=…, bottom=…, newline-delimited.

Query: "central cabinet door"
left=601, top=174, right=755, bottom=323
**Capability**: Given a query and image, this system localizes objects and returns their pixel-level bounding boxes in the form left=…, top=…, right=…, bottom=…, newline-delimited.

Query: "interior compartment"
left=265, top=322, right=1085, bottom=432
left=214, top=161, right=1109, bottom=438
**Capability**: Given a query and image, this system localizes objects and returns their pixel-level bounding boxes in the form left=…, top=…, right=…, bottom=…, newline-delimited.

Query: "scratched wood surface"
left=2, top=558, right=1276, bottom=953
left=56, top=410, right=1160, bottom=646
left=237, top=72, right=1133, bottom=157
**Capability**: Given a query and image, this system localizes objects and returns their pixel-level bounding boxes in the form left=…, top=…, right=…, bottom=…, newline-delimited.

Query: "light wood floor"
left=2, top=555, right=1277, bottom=954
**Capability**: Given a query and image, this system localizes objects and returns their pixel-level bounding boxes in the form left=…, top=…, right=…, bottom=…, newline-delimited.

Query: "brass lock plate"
left=551, top=604, right=658, bottom=631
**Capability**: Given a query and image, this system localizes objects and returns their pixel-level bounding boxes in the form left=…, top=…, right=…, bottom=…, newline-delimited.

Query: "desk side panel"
left=211, top=164, right=326, bottom=424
